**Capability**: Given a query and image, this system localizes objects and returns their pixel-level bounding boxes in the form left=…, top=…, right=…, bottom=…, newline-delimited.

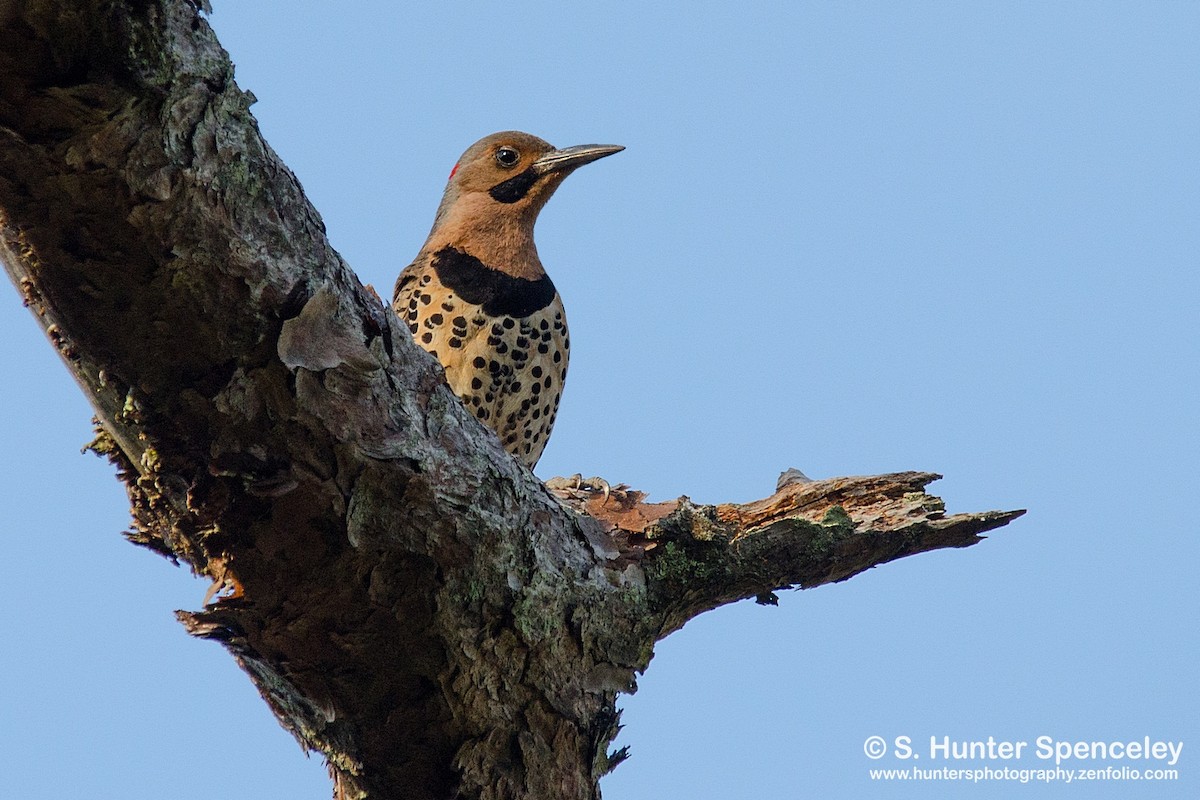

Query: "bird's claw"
left=545, top=473, right=616, bottom=504
left=572, top=474, right=612, bottom=503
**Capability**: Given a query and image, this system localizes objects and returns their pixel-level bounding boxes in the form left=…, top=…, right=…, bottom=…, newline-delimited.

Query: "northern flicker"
left=393, top=131, right=622, bottom=468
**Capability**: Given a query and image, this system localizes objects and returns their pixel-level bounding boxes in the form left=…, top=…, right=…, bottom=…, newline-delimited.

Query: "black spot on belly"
left=433, top=247, right=555, bottom=317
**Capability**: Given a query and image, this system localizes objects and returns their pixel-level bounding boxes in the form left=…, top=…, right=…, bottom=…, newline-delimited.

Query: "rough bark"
left=0, top=2, right=1023, bottom=799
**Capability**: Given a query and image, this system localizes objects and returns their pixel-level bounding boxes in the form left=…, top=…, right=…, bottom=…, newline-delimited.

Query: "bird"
left=393, top=131, right=622, bottom=469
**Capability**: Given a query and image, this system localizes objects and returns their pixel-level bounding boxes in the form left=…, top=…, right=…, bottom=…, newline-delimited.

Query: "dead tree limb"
left=0, top=2, right=1023, bottom=798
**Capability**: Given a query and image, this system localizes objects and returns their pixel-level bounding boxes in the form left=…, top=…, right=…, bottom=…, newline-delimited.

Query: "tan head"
left=422, top=131, right=623, bottom=276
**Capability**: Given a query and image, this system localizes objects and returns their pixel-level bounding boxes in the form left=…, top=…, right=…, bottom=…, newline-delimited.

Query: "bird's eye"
left=495, top=147, right=520, bottom=168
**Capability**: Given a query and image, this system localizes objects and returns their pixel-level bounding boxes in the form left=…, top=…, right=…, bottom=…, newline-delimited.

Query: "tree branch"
left=550, top=472, right=1023, bottom=637
left=0, top=2, right=1024, bottom=799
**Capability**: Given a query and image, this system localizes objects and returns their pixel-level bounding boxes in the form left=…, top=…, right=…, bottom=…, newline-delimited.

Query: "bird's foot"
left=545, top=473, right=621, bottom=505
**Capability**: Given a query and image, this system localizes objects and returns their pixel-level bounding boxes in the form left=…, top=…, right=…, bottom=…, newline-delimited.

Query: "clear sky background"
left=2, top=2, right=1197, bottom=798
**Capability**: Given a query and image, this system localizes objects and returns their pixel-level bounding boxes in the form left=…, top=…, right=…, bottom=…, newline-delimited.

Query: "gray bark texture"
left=0, top=2, right=1023, bottom=798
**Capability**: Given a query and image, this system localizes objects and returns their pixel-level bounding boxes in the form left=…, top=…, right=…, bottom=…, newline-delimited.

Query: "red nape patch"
left=449, top=163, right=459, bottom=179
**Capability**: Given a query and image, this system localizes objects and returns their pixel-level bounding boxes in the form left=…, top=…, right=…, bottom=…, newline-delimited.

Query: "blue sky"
left=2, top=2, right=1197, bottom=798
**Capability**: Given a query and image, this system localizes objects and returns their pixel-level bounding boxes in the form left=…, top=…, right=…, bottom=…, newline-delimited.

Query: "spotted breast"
left=395, top=246, right=569, bottom=468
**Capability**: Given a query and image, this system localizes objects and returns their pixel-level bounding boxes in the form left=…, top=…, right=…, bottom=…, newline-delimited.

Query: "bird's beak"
left=532, top=144, right=624, bottom=175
